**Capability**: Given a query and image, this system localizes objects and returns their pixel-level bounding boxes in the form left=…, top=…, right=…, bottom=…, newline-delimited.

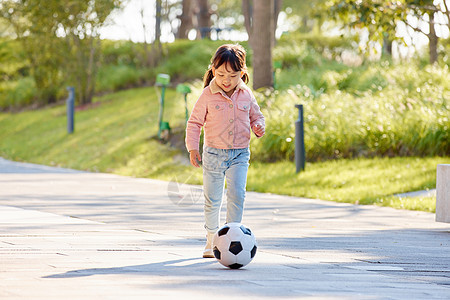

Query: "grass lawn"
left=0, top=86, right=447, bottom=213
left=247, top=158, right=444, bottom=212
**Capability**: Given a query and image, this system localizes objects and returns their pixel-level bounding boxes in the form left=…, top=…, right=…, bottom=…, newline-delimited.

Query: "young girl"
left=185, top=44, right=265, bottom=258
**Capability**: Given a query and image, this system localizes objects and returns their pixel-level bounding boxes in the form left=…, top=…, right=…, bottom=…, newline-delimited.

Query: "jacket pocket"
left=207, top=101, right=226, bottom=122
left=236, top=101, right=251, bottom=124
left=237, top=101, right=250, bottom=112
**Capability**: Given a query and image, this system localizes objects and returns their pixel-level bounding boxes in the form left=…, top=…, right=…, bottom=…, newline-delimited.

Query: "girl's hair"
left=203, top=44, right=249, bottom=88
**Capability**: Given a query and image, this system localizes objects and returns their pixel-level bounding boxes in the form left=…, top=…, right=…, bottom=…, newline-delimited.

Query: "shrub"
left=96, top=64, right=144, bottom=92
left=0, top=77, right=36, bottom=110
left=251, top=62, right=450, bottom=162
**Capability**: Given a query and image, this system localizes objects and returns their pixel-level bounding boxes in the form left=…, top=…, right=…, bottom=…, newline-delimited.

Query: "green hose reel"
left=176, top=84, right=191, bottom=125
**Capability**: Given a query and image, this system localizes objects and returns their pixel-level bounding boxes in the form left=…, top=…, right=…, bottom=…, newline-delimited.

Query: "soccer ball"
left=212, top=223, right=257, bottom=269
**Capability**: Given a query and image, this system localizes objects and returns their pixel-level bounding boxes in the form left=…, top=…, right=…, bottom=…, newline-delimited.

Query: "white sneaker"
left=203, top=232, right=215, bottom=258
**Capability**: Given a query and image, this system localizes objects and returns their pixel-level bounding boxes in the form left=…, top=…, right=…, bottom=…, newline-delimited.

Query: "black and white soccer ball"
left=212, top=223, right=257, bottom=269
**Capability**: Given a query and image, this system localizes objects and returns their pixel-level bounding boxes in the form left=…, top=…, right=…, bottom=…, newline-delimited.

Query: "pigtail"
left=241, top=73, right=249, bottom=84
left=203, top=68, right=214, bottom=88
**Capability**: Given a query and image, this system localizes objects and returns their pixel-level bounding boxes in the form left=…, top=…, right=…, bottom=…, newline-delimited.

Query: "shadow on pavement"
left=43, top=258, right=219, bottom=279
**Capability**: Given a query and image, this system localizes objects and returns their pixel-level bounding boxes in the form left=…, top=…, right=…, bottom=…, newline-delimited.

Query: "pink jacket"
left=186, top=78, right=265, bottom=151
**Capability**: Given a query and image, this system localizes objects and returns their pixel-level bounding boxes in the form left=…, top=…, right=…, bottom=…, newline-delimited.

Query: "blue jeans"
left=202, top=146, right=250, bottom=233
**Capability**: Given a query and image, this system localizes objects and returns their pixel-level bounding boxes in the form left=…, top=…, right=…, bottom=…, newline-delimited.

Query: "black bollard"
left=66, top=87, right=75, bottom=134
left=295, top=104, right=305, bottom=172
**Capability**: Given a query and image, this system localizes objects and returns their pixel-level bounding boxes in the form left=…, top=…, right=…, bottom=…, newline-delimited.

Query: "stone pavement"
left=0, top=157, right=449, bottom=299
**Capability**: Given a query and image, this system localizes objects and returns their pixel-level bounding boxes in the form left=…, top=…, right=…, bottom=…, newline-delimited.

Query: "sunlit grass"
left=374, top=195, right=436, bottom=213
left=246, top=157, right=446, bottom=209
left=0, top=86, right=187, bottom=172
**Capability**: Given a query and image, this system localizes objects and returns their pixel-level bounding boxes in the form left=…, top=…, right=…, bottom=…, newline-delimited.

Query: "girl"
left=185, top=44, right=265, bottom=258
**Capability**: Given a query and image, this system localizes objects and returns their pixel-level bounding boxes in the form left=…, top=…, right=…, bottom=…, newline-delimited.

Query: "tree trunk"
left=177, top=0, right=194, bottom=39
left=85, top=37, right=98, bottom=104
left=196, top=0, right=211, bottom=39
left=382, top=34, right=393, bottom=56
left=243, top=0, right=281, bottom=49
left=252, top=0, right=273, bottom=90
left=151, top=0, right=162, bottom=66
left=155, top=0, right=162, bottom=43
left=443, top=0, right=450, bottom=39
left=139, top=4, right=152, bottom=67
left=428, top=12, right=438, bottom=64
left=242, top=0, right=253, bottom=46
left=271, top=0, right=282, bottom=47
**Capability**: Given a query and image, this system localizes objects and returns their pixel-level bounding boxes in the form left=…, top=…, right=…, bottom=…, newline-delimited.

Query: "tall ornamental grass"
left=251, top=63, right=450, bottom=162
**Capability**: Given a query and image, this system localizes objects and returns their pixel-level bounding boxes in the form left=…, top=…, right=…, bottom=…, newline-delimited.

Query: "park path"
left=0, top=157, right=449, bottom=299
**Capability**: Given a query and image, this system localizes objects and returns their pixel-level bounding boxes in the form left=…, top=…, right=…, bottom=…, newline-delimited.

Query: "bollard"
left=295, top=104, right=305, bottom=173
left=66, top=87, right=75, bottom=134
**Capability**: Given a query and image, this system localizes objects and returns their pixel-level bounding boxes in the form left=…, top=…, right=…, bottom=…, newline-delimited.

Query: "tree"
left=177, top=0, right=195, bottom=39
left=0, top=0, right=122, bottom=105
left=243, top=0, right=282, bottom=48
left=0, top=1, right=65, bottom=103
left=400, top=0, right=447, bottom=64
left=252, top=0, right=274, bottom=89
left=138, top=0, right=162, bottom=67
left=59, top=0, right=123, bottom=105
left=194, top=0, right=212, bottom=39
left=283, top=0, right=328, bottom=33
left=327, top=0, right=450, bottom=63
left=326, top=1, right=399, bottom=57
left=243, top=0, right=282, bottom=89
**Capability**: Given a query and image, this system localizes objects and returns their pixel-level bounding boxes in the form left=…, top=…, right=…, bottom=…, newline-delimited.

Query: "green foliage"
left=0, top=38, right=28, bottom=80
left=325, top=0, right=401, bottom=46
left=439, top=38, right=450, bottom=67
left=274, top=40, right=322, bottom=69
left=96, top=64, right=144, bottom=92
left=276, top=31, right=357, bottom=62
left=251, top=62, right=450, bottom=162
left=96, top=39, right=252, bottom=92
left=0, top=77, right=36, bottom=109
left=158, top=40, right=219, bottom=82
left=0, top=0, right=124, bottom=106
left=273, top=31, right=360, bottom=92
left=158, top=39, right=250, bottom=81
left=101, top=40, right=140, bottom=66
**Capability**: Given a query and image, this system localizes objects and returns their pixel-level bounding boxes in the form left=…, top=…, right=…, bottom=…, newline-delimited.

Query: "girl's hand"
left=189, top=150, right=202, bottom=168
left=253, top=124, right=265, bottom=137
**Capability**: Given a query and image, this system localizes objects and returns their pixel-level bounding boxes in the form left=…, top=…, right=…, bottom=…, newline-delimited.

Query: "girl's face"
left=212, top=63, right=243, bottom=96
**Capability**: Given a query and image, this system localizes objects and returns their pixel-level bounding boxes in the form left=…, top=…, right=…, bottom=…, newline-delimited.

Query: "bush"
left=96, top=64, right=145, bottom=92
left=251, top=62, right=450, bottom=162
left=157, top=39, right=251, bottom=82
left=101, top=40, right=138, bottom=66
left=0, top=77, right=36, bottom=110
left=277, top=31, right=357, bottom=60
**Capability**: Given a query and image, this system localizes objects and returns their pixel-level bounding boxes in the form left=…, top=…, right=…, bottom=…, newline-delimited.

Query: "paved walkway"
left=0, top=157, right=449, bottom=299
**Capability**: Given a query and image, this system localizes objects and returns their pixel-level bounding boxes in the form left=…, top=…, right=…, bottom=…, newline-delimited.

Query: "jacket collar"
left=209, top=78, right=249, bottom=95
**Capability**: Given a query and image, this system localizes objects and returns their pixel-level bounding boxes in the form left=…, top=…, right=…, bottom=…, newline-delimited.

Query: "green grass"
left=0, top=86, right=188, bottom=174
left=0, top=85, right=447, bottom=213
left=374, top=195, right=436, bottom=212
left=247, top=158, right=445, bottom=213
